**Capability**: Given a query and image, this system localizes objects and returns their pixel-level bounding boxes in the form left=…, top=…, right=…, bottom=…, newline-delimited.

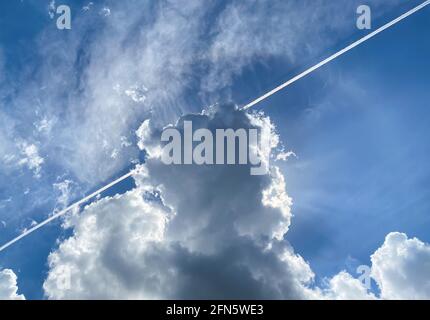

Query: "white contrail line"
left=0, top=170, right=134, bottom=253
left=0, top=2, right=429, bottom=254
left=243, top=0, right=430, bottom=110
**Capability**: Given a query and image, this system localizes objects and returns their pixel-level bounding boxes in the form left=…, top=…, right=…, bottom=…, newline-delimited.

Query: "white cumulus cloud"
left=371, top=232, right=430, bottom=299
left=323, top=232, right=430, bottom=300
left=43, top=104, right=430, bottom=300
left=322, top=271, right=376, bottom=300
left=0, top=269, right=25, bottom=300
left=43, top=105, right=318, bottom=299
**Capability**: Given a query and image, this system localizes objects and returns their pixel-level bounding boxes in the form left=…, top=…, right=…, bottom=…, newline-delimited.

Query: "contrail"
left=243, top=0, right=430, bottom=110
left=0, top=1, right=429, bottom=254
left=0, top=170, right=134, bottom=253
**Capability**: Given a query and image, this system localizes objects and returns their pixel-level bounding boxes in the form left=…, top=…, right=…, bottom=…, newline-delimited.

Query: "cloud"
left=201, top=0, right=394, bottom=94
left=370, top=232, right=430, bottom=299
left=43, top=104, right=430, bottom=300
left=322, top=271, right=376, bottom=300
left=43, top=186, right=170, bottom=299
left=17, top=142, right=44, bottom=178
left=322, top=232, right=430, bottom=300
left=48, top=0, right=56, bottom=19
left=53, top=178, right=79, bottom=211
left=0, top=269, right=25, bottom=300
left=99, top=7, right=111, bottom=17
left=43, top=105, right=319, bottom=299
left=82, top=2, right=94, bottom=12
left=0, top=134, right=44, bottom=178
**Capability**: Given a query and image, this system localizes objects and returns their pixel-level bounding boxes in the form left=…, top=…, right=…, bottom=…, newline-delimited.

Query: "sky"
left=0, top=0, right=430, bottom=300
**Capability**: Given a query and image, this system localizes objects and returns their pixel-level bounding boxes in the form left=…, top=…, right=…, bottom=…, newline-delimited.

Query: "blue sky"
left=283, top=7, right=430, bottom=279
left=0, top=0, right=429, bottom=300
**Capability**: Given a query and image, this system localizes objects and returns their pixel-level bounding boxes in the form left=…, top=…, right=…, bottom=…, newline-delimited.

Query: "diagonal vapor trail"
left=242, top=0, right=430, bottom=110
left=0, top=170, right=134, bottom=253
left=0, top=1, right=429, bottom=254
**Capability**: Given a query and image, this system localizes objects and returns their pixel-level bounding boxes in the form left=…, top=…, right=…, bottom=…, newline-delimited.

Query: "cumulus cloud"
left=0, top=269, right=25, bottom=300
left=44, top=186, right=170, bottom=299
left=370, top=232, right=430, bottom=299
left=322, top=271, right=376, bottom=300
left=44, top=105, right=319, bottom=299
left=141, top=104, right=293, bottom=245
left=322, top=232, right=430, bottom=300
left=275, top=150, right=297, bottom=162
left=43, top=103, right=430, bottom=300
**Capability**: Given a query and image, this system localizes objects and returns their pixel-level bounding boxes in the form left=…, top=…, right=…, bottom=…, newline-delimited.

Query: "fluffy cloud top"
left=322, top=271, right=376, bottom=300
left=371, top=232, right=430, bottom=299
left=0, top=269, right=25, bottom=300
left=323, top=232, right=430, bottom=300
